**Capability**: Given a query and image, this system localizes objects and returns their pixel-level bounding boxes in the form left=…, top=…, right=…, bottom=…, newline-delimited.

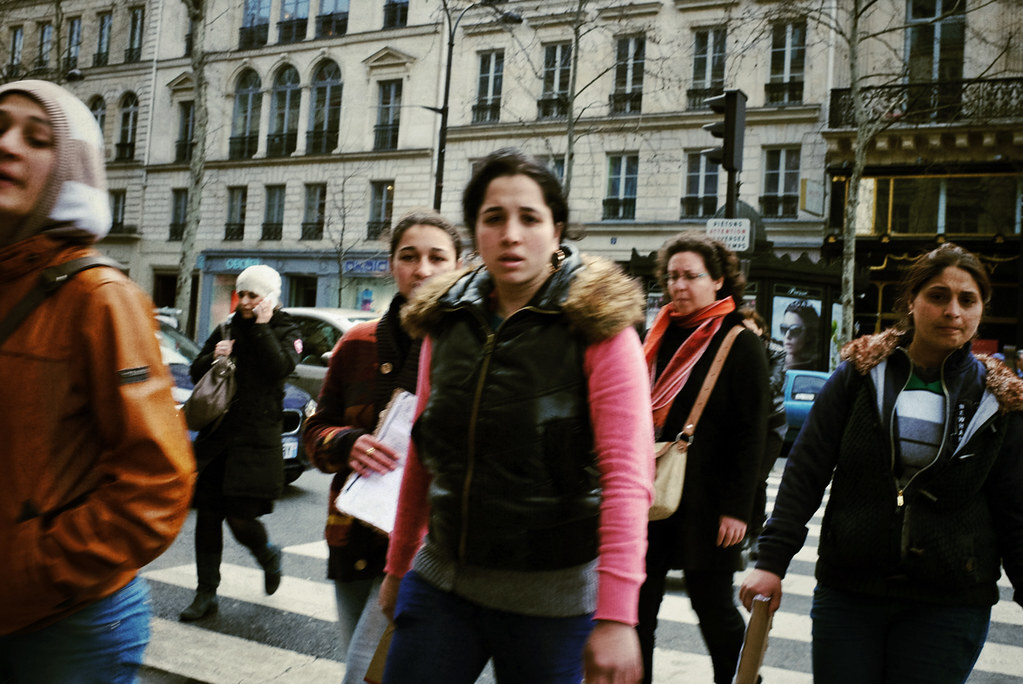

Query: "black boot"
left=180, top=553, right=221, bottom=621
left=256, top=543, right=282, bottom=595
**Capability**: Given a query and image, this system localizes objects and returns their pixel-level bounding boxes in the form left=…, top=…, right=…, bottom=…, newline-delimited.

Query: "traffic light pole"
left=725, top=169, right=738, bottom=219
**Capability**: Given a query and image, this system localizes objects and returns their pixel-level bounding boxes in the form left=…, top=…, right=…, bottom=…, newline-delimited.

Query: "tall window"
left=611, top=35, right=644, bottom=115
left=176, top=101, right=195, bottom=163
left=603, top=154, right=638, bottom=220
left=473, top=50, right=504, bottom=123
left=8, top=27, right=23, bottom=74
left=37, top=23, right=53, bottom=69
left=268, top=65, right=301, bottom=157
left=170, top=188, right=188, bottom=241
left=226, top=187, right=247, bottom=240
left=762, top=147, right=800, bottom=218
left=374, top=80, right=401, bottom=150
left=308, top=61, right=342, bottom=154
left=90, top=97, right=106, bottom=140
left=95, top=13, right=111, bottom=66
left=109, top=190, right=127, bottom=233
left=240, top=0, right=271, bottom=49
left=317, top=0, right=349, bottom=38
left=539, top=43, right=571, bottom=119
left=65, top=18, right=82, bottom=70
left=230, top=70, right=262, bottom=159
left=690, top=28, right=726, bottom=108
left=383, top=1, right=409, bottom=29
left=116, top=93, right=139, bottom=161
left=682, top=152, right=719, bottom=218
left=368, top=180, right=394, bottom=239
left=126, top=7, right=144, bottom=63
left=278, top=0, right=309, bottom=44
left=302, top=184, right=326, bottom=240
left=263, top=185, right=286, bottom=240
left=907, top=0, right=965, bottom=121
left=767, top=22, right=805, bottom=105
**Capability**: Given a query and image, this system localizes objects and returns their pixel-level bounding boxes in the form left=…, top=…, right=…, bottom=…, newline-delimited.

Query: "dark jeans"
left=811, top=585, right=991, bottom=684
left=383, top=571, right=594, bottom=684
left=637, top=544, right=745, bottom=684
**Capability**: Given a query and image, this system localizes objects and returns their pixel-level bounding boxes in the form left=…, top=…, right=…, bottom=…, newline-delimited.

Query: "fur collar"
left=841, top=328, right=1023, bottom=414
left=401, top=253, right=644, bottom=344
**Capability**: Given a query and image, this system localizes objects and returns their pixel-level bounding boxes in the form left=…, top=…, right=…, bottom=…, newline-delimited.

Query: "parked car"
left=156, top=319, right=315, bottom=484
left=282, top=307, right=380, bottom=397
left=781, top=369, right=832, bottom=456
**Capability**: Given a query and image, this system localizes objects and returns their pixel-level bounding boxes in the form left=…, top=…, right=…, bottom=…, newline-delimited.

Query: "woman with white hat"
left=180, top=264, right=302, bottom=621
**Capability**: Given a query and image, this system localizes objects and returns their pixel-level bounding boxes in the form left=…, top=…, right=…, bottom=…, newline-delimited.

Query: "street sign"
left=706, top=218, right=751, bottom=252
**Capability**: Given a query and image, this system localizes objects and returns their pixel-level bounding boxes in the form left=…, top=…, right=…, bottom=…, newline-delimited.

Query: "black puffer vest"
left=404, top=246, right=643, bottom=571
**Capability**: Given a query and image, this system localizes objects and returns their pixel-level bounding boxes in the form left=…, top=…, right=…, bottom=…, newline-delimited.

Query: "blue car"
left=781, top=369, right=832, bottom=456
left=156, top=320, right=315, bottom=484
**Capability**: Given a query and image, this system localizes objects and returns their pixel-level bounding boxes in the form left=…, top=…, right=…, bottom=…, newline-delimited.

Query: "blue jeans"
left=383, top=571, right=594, bottom=684
left=334, top=576, right=390, bottom=684
left=811, top=584, right=990, bottom=684
left=0, top=576, right=151, bottom=684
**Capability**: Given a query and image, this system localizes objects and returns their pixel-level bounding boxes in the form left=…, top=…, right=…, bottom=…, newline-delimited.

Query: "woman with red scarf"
left=635, top=232, right=770, bottom=684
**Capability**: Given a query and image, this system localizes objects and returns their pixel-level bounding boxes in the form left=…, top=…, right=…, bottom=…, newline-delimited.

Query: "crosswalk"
left=140, top=474, right=1023, bottom=683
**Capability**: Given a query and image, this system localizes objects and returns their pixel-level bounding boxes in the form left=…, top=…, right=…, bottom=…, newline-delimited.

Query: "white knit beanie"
left=236, top=264, right=282, bottom=302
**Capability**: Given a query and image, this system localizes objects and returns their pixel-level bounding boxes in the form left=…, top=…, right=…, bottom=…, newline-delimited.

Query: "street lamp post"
left=431, top=0, right=521, bottom=210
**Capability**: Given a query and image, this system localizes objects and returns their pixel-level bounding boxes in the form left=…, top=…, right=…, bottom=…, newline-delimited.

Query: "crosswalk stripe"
left=146, top=617, right=344, bottom=683
left=285, top=540, right=329, bottom=560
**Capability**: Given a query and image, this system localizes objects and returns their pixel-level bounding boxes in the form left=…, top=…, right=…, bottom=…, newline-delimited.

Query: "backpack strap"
left=0, top=255, right=125, bottom=348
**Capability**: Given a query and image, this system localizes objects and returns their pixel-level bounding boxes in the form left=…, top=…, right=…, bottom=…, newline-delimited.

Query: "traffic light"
left=702, top=89, right=747, bottom=173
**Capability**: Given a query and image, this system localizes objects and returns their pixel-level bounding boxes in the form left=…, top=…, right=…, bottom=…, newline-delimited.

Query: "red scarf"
left=644, top=298, right=735, bottom=431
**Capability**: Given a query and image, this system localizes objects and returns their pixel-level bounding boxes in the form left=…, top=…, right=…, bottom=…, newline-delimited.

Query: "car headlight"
left=304, top=398, right=318, bottom=419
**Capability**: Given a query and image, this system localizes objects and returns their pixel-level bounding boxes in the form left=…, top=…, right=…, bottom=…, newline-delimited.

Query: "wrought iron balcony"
left=687, top=86, right=723, bottom=111
left=175, top=140, right=194, bottom=163
left=169, top=223, right=184, bottom=241
left=238, top=24, right=269, bottom=50
left=316, top=12, right=348, bottom=38
left=472, top=100, right=501, bottom=124
left=301, top=222, right=324, bottom=240
left=306, top=129, right=337, bottom=155
left=266, top=132, right=298, bottom=157
left=680, top=195, right=718, bottom=219
left=759, top=194, right=798, bottom=219
left=602, top=197, right=636, bottom=220
left=124, top=46, right=141, bottom=63
left=92, top=51, right=108, bottom=67
left=765, top=81, right=803, bottom=106
left=373, top=123, right=399, bottom=150
left=537, top=95, right=568, bottom=120
left=261, top=223, right=283, bottom=241
left=277, top=18, right=307, bottom=44
left=367, top=220, right=389, bottom=240
left=829, top=77, right=1023, bottom=128
left=114, top=142, right=135, bottom=161
left=383, top=1, right=408, bottom=29
left=224, top=222, right=245, bottom=241
left=609, top=91, right=642, bottom=115
left=229, top=135, right=258, bottom=160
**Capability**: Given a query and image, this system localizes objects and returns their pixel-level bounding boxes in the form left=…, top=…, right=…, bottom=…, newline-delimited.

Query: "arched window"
left=116, top=92, right=138, bottom=161
left=307, top=60, right=341, bottom=155
left=89, top=96, right=106, bottom=140
left=268, top=65, right=300, bottom=157
left=230, top=69, right=262, bottom=159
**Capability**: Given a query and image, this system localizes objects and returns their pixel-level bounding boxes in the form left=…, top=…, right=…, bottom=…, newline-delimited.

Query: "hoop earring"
left=550, top=248, right=566, bottom=273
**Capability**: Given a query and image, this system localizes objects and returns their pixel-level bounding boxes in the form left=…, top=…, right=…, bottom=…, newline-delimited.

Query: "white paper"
left=334, top=390, right=416, bottom=535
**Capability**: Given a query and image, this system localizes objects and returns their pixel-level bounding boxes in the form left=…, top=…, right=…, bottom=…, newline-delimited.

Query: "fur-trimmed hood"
left=402, top=245, right=644, bottom=344
left=841, top=328, right=1023, bottom=414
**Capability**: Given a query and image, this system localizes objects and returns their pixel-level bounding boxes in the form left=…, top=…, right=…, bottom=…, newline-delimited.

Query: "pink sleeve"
left=586, top=327, right=655, bottom=625
left=384, top=338, right=433, bottom=577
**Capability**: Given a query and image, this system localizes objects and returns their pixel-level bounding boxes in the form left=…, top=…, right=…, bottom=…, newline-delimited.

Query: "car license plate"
left=283, top=438, right=299, bottom=462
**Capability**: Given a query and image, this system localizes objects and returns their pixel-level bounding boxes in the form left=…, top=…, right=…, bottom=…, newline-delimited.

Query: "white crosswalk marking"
left=141, top=473, right=1023, bottom=682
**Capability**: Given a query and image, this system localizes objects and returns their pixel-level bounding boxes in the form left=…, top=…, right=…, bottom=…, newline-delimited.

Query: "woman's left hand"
left=254, top=297, right=275, bottom=324
left=582, top=620, right=643, bottom=684
left=716, top=515, right=747, bottom=548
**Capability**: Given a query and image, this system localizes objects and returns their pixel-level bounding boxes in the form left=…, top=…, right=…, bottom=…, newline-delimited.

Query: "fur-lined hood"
left=402, top=246, right=644, bottom=344
left=841, top=328, right=1023, bottom=414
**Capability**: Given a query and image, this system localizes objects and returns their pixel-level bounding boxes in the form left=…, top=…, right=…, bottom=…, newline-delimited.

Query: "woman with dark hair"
left=780, top=299, right=820, bottom=370
left=304, top=208, right=461, bottom=684
left=636, top=232, right=770, bottom=684
left=741, top=243, right=1023, bottom=683
left=379, top=148, right=654, bottom=683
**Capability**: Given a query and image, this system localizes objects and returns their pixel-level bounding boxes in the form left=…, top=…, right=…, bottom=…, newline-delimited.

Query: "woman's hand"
left=716, top=515, right=747, bottom=548
left=254, top=297, right=275, bottom=324
left=738, top=569, right=783, bottom=614
left=379, top=573, right=402, bottom=622
left=214, top=339, right=235, bottom=358
left=350, top=435, right=399, bottom=476
left=583, top=620, right=643, bottom=684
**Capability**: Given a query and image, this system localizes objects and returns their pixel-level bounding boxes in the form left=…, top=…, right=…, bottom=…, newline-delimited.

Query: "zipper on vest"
left=459, top=330, right=497, bottom=562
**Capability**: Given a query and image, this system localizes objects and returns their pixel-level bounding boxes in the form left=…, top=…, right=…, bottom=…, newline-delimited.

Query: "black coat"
left=649, top=310, right=770, bottom=572
left=190, top=309, right=301, bottom=501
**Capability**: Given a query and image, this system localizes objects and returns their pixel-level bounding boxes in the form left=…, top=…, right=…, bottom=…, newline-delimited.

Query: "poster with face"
left=772, top=292, right=822, bottom=371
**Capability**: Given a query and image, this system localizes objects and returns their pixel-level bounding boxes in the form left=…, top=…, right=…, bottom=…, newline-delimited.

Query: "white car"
left=282, top=307, right=380, bottom=397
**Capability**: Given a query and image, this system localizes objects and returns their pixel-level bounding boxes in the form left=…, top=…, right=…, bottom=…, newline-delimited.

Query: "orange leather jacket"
left=0, top=235, right=195, bottom=635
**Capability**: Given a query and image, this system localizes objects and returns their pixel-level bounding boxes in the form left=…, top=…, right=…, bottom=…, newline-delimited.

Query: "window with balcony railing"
left=537, top=96, right=568, bottom=120
left=765, top=81, right=804, bottom=105
left=374, top=124, right=399, bottom=150
left=472, top=101, right=501, bottom=124
left=604, top=153, right=638, bottom=221
left=611, top=35, right=644, bottom=116
left=306, top=130, right=334, bottom=155
left=687, top=87, right=722, bottom=110
left=609, top=91, right=642, bottom=115
left=266, top=132, right=298, bottom=157
left=680, top=195, right=718, bottom=218
left=366, top=220, right=389, bottom=240
left=124, top=47, right=141, bottom=63
left=93, top=52, right=108, bottom=67
left=229, top=135, right=259, bottom=160
left=224, top=223, right=245, bottom=241
left=602, top=198, right=636, bottom=220
left=317, top=12, right=348, bottom=38
left=238, top=24, right=269, bottom=50
left=115, top=142, right=135, bottom=161
left=169, top=223, right=184, bottom=241
left=383, top=1, right=408, bottom=29
left=375, top=80, right=401, bottom=150
left=301, top=222, right=323, bottom=240
left=261, top=223, right=283, bottom=240
left=759, top=194, right=798, bottom=218
left=63, top=55, right=78, bottom=71
left=175, top=141, right=194, bottom=163
left=277, top=18, right=307, bottom=44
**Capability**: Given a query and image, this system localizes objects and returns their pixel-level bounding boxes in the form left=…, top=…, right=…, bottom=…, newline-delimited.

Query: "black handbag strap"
left=0, top=255, right=124, bottom=349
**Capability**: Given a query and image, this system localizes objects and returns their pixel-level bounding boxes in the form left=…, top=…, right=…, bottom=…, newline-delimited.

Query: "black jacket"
left=191, top=309, right=301, bottom=500
left=757, top=329, right=1023, bottom=608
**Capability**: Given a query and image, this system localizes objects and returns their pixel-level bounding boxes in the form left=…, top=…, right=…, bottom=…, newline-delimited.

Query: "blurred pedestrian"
left=379, top=148, right=654, bottom=684
left=304, top=208, right=461, bottom=684
left=179, top=264, right=302, bottom=620
left=636, top=233, right=769, bottom=684
left=0, top=79, right=194, bottom=682
left=741, top=243, right=1023, bottom=684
